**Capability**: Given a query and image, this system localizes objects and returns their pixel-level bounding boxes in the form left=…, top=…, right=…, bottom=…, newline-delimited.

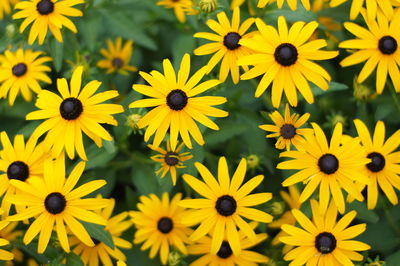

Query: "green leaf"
left=311, top=82, right=349, bottom=96
left=387, top=250, right=400, bottom=266
left=49, top=38, right=64, bottom=72
left=66, top=252, right=84, bottom=266
left=85, top=143, right=117, bottom=170
left=204, top=120, right=248, bottom=146
left=13, top=241, right=51, bottom=264
left=347, top=201, right=379, bottom=223
left=80, top=221, right=115, bottom=249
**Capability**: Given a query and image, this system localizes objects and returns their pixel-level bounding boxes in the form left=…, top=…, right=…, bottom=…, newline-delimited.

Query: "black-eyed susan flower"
left=339, top=9, right=400, bottom=94
left=129, top=53, right=228, bottom=150
left=6, top=156, right=110, bottom=253
left=0, top=48, right=51, bottom=105
left=26, top=66, right=124, bottom=160
left=13, top=0, right=83, bottom=45
left=193, top=7, right=255, bottom=84
left=0, top=0, right=17, bottom=19
left=0, top=132, right=46, bottom=216
left=188, top=222, right=269, bottom=265
left=269, top=185, right=301, bottom=254
left=330, top=0, right=396, bottom=20
left=353, top=119, right=400, bottom=209
left=0, top=221, right=23, bottom=264
left=280, top=200, right=370, bottom=265
left=259, top=104, right=313, bottom=151
left=180, top=157, right=273, bottom=255
left=238, top=17, right=338, bottom=108
left=277, top=123, right=370, bottom=214
left=0, top=220, right=14, bottom=261
left=97, top=37, right=138, bottom=75
left=257, top=0, right=310, bottom=10
left=148, top=140, right=193, bottom=185
left=157, top=0, right=196, bottom=23
left=71, top=196, right=132, bottom=265
left=130, top=193, right=192, bottom=265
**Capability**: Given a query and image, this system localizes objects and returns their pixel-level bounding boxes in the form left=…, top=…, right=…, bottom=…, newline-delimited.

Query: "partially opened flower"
left=129, top=54, right=228, bottom=150
left=259, top=104, right=313, bottom=151
left=180, top=157, right=273, bottom=256
left=0, top=48, right=51, bottom=105
left=353, top=119, right=400, bottom=209
left=6, top=156, right=110, bottom=253
left=0, top=132, right=46, bottom=216
left=97, top=37, right=138, bottom=75
left=71, top=196, right=132, bottom=265
left=238, top=17, right=338, bottom=107
left=13, top=0, right=84, bottom=44
left=26, top=66, right=124, bottom=160
left=277, top=123, right=370, bottom=214
left=188, top=222, right=269, bottom=265
left=280, top=200, right=370, bottom=265
left=339, top=9, right=400, bottom=94
left=193, top=7, right=255, bottom=84
left=148, top=140, right=193, bottom=185
left=130, top=193, right=192, bottom=265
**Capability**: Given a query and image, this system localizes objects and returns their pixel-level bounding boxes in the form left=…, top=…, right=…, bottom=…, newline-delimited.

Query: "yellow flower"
left=339, top=9, right=400, bottom=94
left=330, top=0, right=397, bottom=20
left=97, top=37, right=138, bottom=75
left=157, top=0, right=196, bottom=23
left=26, top=66, right=124, bottom=160
left=257, top=0, right=310, bottom=10
left=277, top=123, right=370, bottom=214
left=0, top=221, right=22, bottom=263
left=353, top=119, right=400, bottom=209
left=179, top=157, right=273, bottom=255
left=129, top=53, right=228, bottom=150
left=71, top=196, right=132, bottom=265
left=238, top=17, right=338, bottom=107
left=194, top=7, right=255, bottom=84
left=148, top=140, right=193, bottom=185
left=0, top=48, right=51, bottom=105
left=0, top=0, right=18, bottom=19
left=0, top=221, right=13, bottom=261
left=130, top=193, right=192, bottom=265
left=259, top=104, right=313, bottom=151
left=188, top=222, right=269, bottom=265
left=6, top=156, right=110, bottom=253
left=13, top=0, right=84, bottom=45
left=0, top=132, right=46, bottom=217
left=280, top=200, right=370, bottom=265
left=269, top=185, right=301, bottom=254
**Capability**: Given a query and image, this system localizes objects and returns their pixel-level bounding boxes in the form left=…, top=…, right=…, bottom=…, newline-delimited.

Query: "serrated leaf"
left=81, top=221, right=115, bottom=249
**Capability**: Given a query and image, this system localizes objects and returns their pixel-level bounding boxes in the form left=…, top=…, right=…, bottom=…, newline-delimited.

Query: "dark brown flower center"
left=215, top=195, right=237, bottom=216
left=164, top=152, right=179, bottom=166
left=274, top=43, right=298, bottom=66
left=112, top=58, right=124, bottom=68
left=366, top=152, right=385, bottom=172
left=378, top=36, right=397, bottom=55
left=318, top=154, right=339, bottom=174
left=315, top=232, right=336, bottom=254
left=44, top=192, right=66, bottom=214
left=37, top=0, right=54, bottom=15
left=157, top=217, right=173, bottom=234
left=166, top=89, right=188, bottom=111
left=7, top=161, right=29, bottom=181
left=217, top=241, right=233, bottom=259
left=223, top=32, right=241, bottom=50
left=280, top=124, right=296, bottom=139
left=12, top=63, right=27, bottom=77
left=60, top=97, right=83, bottom=120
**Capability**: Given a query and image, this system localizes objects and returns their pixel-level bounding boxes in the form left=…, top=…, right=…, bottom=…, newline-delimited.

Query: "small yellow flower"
left=97, top=37, right=138, bottom=75
left=157, top=0, right=197, bottom=23
left=198, top=0, right=217, bottom=13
